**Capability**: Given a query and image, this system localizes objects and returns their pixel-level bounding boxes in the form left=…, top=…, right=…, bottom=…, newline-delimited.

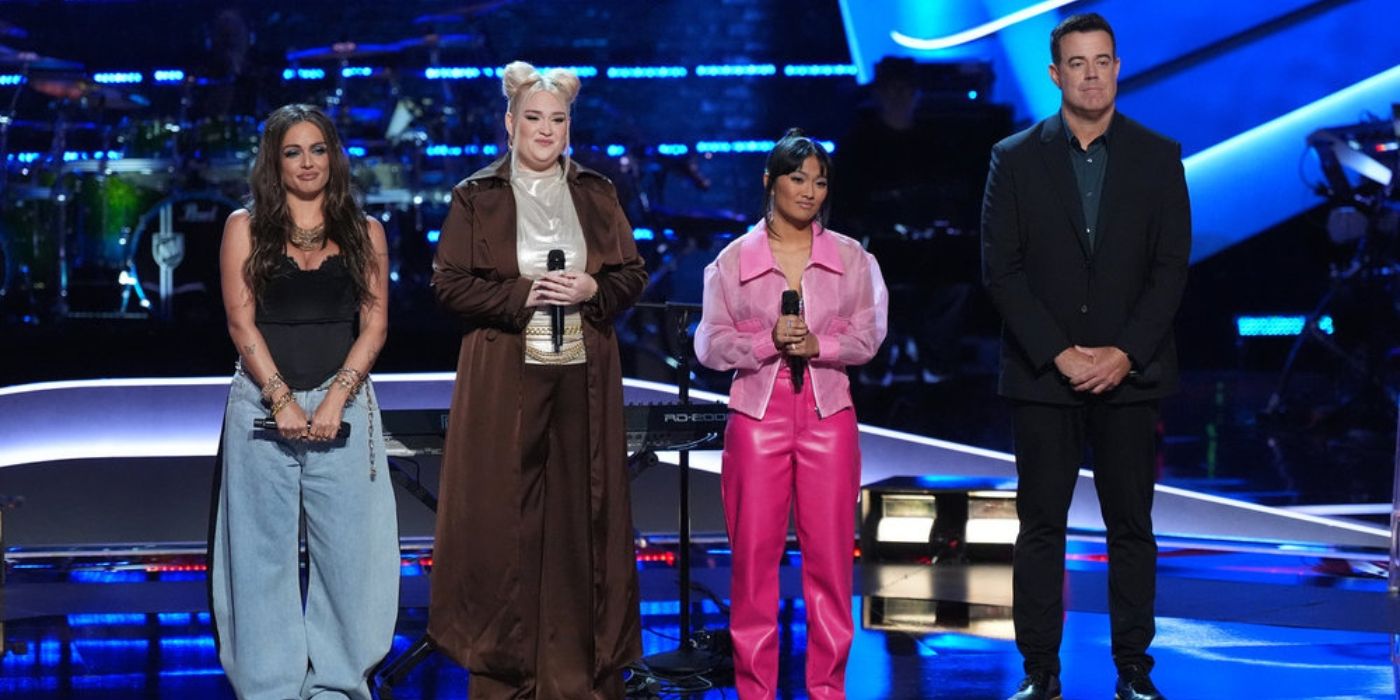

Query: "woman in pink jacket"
left=695, top=128, right=889, bottom=699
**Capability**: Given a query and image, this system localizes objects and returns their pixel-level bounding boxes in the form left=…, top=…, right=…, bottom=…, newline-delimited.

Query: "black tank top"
left=256, top=254, right=358, bottom=390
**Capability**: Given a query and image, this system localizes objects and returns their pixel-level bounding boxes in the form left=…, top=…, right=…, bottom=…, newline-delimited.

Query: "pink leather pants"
left=722, top=365, right=861, bottom=700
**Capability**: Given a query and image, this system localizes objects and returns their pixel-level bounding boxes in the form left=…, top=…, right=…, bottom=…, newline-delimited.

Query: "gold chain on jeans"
left=365, top=379, right=377, bottom=481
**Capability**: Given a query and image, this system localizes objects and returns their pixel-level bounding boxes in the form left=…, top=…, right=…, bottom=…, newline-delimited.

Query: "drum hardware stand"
left=428, top=39, right=456, bottom=146
left=0, top=57, right=20, bottom=309
left=149, top=203, right=185, bottom=321
left=171, top=75, right=194, bottom=167
left=329, top=56, right=350, bottom=127
left=47, top=110, right=73, bottom=316
left=0, top=51, right=31, bottom=192
left=1263, top=197, right=1400, bottom=419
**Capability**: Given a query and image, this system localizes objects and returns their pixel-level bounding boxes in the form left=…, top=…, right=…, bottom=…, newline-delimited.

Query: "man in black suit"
left=980, top=13, right=1190, bottom=700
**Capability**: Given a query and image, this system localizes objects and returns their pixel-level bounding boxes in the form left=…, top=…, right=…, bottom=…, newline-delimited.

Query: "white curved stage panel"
left=0, top=374, right=1386, bottom=551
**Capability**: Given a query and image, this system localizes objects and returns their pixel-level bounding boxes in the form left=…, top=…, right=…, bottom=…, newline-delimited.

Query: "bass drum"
left=0, top=185, right=59, bottom=310
left=123, top=191, right=240, bottom=323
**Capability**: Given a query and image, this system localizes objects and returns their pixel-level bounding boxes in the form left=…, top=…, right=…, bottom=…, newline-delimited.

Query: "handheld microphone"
left=547, top=249, right=565, bottom=352
left=253, top=419, right=352, bottom=438
left=780, top=289, right=804, bottom=392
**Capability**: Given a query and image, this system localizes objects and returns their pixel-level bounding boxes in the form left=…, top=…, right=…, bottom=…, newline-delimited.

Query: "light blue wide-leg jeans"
left=211, top=370, right=400, bottom=700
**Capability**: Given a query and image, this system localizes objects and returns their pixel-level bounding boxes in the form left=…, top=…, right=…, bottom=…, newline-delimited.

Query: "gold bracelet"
left=334, top=367, right=363, bottom=396
left=260, top=373, right=287, bottom=403
left=269, top=393, right=296, bottom=418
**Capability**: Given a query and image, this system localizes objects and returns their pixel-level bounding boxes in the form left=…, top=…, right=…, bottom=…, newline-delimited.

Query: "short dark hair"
left=763, top=128, right=833, bottom=225
left=1051, top=12, right=1116, bottom=65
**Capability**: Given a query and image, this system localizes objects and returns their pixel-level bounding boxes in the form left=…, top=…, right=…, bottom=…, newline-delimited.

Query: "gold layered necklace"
left=289, top=222, right=327, bottom=251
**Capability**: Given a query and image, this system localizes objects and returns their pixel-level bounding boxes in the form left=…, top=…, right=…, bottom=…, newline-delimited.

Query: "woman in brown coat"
left=427, top=60, right=647, bottom=700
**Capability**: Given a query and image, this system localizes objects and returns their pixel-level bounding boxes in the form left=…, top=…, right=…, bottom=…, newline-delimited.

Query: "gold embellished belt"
left=524, top=338, right=586, bottom=364
left=524, top=324, right=583, bottom=337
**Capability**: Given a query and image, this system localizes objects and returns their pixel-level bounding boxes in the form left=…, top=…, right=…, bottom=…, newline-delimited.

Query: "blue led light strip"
left=93, top=71, right=143, bottom=84
left=1235, top=315, right=1335, bottom=337
left=783, top=64, right=859, bottom=77
left=696, top=64, right=776, bottom=77
left=416, top=64, right=853, bottom=81
left=281, top=68, right=326, bottom=81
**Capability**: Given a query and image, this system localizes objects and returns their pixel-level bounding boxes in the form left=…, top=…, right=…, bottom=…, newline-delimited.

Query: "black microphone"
left=781, top=289, right=804, bottom=391
left=547, top=249, right=565, bottom=352
left=253, top=419, right=351, bottom=438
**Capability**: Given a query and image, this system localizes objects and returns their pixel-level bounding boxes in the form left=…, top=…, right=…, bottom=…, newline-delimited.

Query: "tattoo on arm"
left=241, top=343, right=257, bottom=358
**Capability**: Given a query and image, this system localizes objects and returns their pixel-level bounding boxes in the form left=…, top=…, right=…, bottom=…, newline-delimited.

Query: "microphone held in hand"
left=253, top=419, right=351, bottom=438
left=780, top=289, right=804, bottom=392
left=547, top=249, right=565, bottom=352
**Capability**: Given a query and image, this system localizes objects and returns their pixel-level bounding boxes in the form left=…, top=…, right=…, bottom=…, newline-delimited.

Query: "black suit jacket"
left=980, top=111, right=1191, bottom=405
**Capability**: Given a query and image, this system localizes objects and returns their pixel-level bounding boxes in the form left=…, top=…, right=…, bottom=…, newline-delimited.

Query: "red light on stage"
left=635, top=550, right=676, bottom=566
left=145, top=564, right=207, bottom=573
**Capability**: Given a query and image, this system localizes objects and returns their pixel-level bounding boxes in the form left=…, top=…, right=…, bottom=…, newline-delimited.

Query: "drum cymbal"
left=29, top=78, right=150, bottom=110
left=285, top=40, right=403, bottom=62
left=390, top=32, right=480, bottom=52
left=0, top=44, right=82, bottom=71
left=413, top=0, right=519, bottom=24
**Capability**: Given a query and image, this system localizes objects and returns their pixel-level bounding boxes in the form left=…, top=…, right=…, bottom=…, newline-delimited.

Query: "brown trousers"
left=468, top=363, right=623, bottom=700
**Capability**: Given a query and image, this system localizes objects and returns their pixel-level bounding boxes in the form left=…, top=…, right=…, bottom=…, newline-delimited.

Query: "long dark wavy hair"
left=244, top=104, right=373, bottom=305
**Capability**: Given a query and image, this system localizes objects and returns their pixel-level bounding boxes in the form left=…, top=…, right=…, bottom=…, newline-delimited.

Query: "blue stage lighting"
left=696, top=63, right=777, bottom=77
left=281, top=68, right=325, bottom=81
left=424, top=66, right=483, bottom=80
left=782, top=64, right=858, bottom=77
left=93, top=71, right=142, bottom=84
left=542, top=65, right=598, bottom=78
left=605, top=66, right=688, bottom=79
left=1235, top=315, right=1335, bottom=338
left=152, top=70, right=185, bottom=83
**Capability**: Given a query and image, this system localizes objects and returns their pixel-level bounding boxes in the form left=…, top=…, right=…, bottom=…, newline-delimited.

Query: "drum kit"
left=0, top=0, right=741, bottom=326
left=0, top=5, right=509, bottom=323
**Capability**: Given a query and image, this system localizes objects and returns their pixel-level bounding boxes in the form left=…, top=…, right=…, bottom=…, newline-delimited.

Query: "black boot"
left=1115, top=664, right=1166, bottom=700
left=1007, top=671, right=1062, bottom=700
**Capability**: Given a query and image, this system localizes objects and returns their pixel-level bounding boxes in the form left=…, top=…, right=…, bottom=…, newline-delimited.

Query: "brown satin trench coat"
left=427, top=155, right=646, bottom=682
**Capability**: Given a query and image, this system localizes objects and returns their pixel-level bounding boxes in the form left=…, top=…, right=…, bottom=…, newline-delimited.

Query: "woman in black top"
left=210, top=104, right=399, bottom=700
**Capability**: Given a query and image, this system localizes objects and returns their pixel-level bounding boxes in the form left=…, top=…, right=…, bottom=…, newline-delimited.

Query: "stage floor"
left=1, top=374, right=1397, bottom=697
left=2, top=542, right=1396, bottom=698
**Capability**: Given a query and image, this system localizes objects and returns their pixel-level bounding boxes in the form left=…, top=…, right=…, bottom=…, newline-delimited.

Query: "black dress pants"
left=1010, top=399, right=1159, bottom=676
